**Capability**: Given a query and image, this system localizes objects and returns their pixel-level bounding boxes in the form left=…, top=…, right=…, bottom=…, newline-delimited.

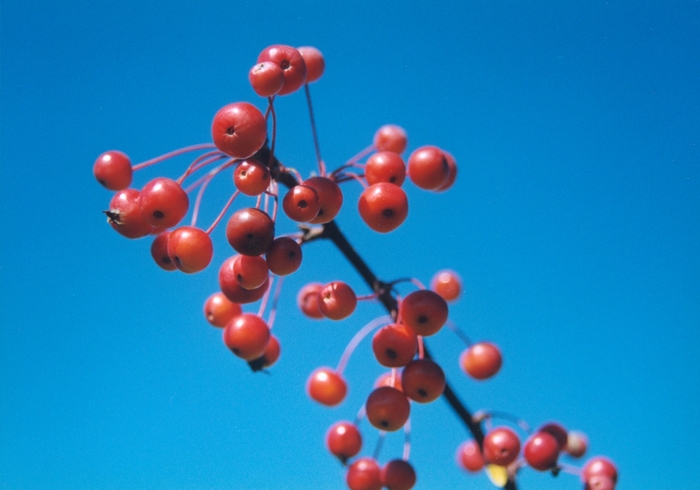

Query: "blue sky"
left=1, top=1, right=698, bottom=489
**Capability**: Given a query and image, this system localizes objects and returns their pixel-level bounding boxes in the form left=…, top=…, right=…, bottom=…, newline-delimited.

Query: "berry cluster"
left=93, top=44, right=617, bottom=490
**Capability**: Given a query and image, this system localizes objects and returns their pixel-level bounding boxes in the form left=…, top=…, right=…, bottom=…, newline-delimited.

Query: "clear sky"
left=1, top=1, right=698, bottom=489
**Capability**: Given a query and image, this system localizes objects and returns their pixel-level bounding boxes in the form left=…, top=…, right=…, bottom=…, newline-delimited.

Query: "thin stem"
left=373, top=431, right=386, bottom=460
left=177, top=151, right=227, bottom=184
left=257, top=276, right=274, bottom=318
left=347, top=144, right=375, bottom=165
left=132, top=143, right=217, bottom=171
left=335, top=315, right=393, bottom=374
left=402, top=418, right=412, bottom=461
left=191, top=159, right=236, bottom=228
left=445, top=320, right=473, bottom=347
left=266, top=275, right=285, bottom=329
left=417, top=336, right=425, bottom=359
left=304, top=84, right=325, bottom=176
left=205, top=190, right=239, bottom=235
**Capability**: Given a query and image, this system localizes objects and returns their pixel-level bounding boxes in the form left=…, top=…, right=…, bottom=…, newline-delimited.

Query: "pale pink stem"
left=266, top=275, right=285, bottom=329
left=183, top=158, right=235, bottom=193
left=347, top=144, right=375, bottom=165
left=255, top=194, right=262, bottom=209
left=410, top=278, right=426, bottom=290
left=257, top=276, right=274, bottom=318
left=557, top=463, right=583, bottom=476
left=304, top=84, right=325, bottom=176
left=402, top=418, right=412, bottom=461
left=132, top=143, right=217, bottom=171
left=204, top=190, right=240, bottom=235
left=177, top=151, right=227, bottom=184
left=336, top=172, right=368, bottom=190
left=354, top=405, right=366, bottom=426
left=373, top=431, right=386, bottom=460
left=188, top=159, right=235, bottom=228
left=336, top=315, right=393, bottom=375
left=445, top=320, right=473, bottom=347
left=356, top=293, right=378, bottom=301
left=330, top=162, right=366, bottom=179
left=417, top=335, right=425, bottom=360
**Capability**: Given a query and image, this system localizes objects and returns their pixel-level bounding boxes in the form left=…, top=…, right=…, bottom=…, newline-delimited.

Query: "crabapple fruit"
left=282, top=184, right=320, bottom=222
left=233, top=254, right=269, bottom=290
left=346, top=457, right=382, bottom=490
left=372, top=323, right=417, bottom=367
left=219, top=256, right=270, bottom=304
left=139, top=177, right=189, bottom=229
left=265, top=237, right=302, bottom=276
left=211, top=102, right=267, bottom=159
left=233, top=159, right=271, bottom=196
left=524, top=431, right=560, bottom=471
left=374, top=124, right=408, bottom=154
left=381, top=459, right=416, bottom=490
left=257, top=45, right=307, bottom=95
left=248, top=61, right=285, bottom=97
left=399, top=289, right=449, bottom=336
left=358, top=182, right=408, bottom=233
left=457, top=440, right=485, bottom=472
left=430, top=269, right=462, bottom=302
left=365, top=151, right=406, bottom=186
left=582, top=456, right=618, bottom=485
left=365, top=386, right=410, bottom=431
left=93, top=150, right=132, bottom=190
left=105, top=188, right=153, bottom=239
left=407, top=146, right=449, bottom=190
left=326, top=421, right=362, bottom=462
left=151, top=231, right=176, bottom=270
left=460, top=342, right=502, bottom=380
left=226, top=207, right=275, bottom=256
left=167, top=226, right=214, bottom=273
left=565, top=430, right=588, bottom=458
left=483, top=427, right=521, bottom=466
left=203, top=292, right=242, bottom=328
left=307, top=367, right=347, bottom=406
left=222, top=313, right=270, bottom=361
left=401, top=358, right=445, bottom=403
left=297, top=46, right=325, bottom=83
left=318, top=281, right=357, bottom=320
left=304, top=176, right=343, bottom=224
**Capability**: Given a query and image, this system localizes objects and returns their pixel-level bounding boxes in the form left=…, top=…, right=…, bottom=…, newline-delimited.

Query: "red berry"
left=399, top=290, right=448, bottom=336
left=297, top=46, right=325, bottom=83
left=407, top=146, right=449, bottom=190
left=381, top=459, right=416, bottom=490
left=430, top=269, right=461, bottom=302
left=307, top=367, right=347, bottom=406
left=539, top=422, right=568, bottom=449
left=257, top=45, right=307, bottom=96
left=358, top=182, right=408, bottom=233
left=233, top=159, right=271, bottom=196
left=457, top=440, right=485, bottom=472
left=304, top=176, right=343, bottom=224
left=93, top=150, right=132, bottom=190
left=255, top=334, right=281, bottom=368
left=218, top=256, right=270, bottom=304
left=436, top=150, right=457, bottom=192
left=365, top=151, right=406, bottom=186
left=460, top=342, right=502, bottom=380
left=167, top=226, right=213, bottom=273
left=318, top=281, right=357, bottom=320
left=374, top=124, right=408, bottom=154
left=346, top=457, right=382, bottom=490
left=524, top=431, right=560, bottom=471
left=151, top=231, right=177, bottom=270
left=372, top=323, right=417, bottom=367
left=483, top=427, right=521, bottom=466
left=585, top=475, right=616, bottom=490
left=582, top=457, right=618, bottom=485
left=365, top=386, right=410, bottom=431
left=139, top=177, right=189, bottom=229
left=401, top=358, right=445, bottom=403
left=282, top=184, right=320, bottom=222
left=265, top=237, right=302, bottom=276
left=248, top=61, right=285, bottom=97
left=105, top=188, right=154, bottom=239
left=565, top=431, right=588, bottom=458
left=211, top=102, right=267, bottom=159
left=226, top=207, right=275, bottom=256
left=222, top=313, right=270, bottom=361
left=203, top=292, right=242, bottom=328
left=326, top=421, right=362, bottom=462
left=297, top=283, right=324, bottom=319
left=233, top=254, right=269, bottom=290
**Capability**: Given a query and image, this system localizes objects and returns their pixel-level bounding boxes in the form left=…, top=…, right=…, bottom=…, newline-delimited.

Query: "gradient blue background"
left=1, top=1, right=698, bottom=489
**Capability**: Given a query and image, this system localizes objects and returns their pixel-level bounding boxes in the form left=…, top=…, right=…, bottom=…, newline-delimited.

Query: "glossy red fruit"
left=399, top=290, right=449, bottom=336
left=257, top=45, right=307, bottom=95
left=203, top=292, right=242, bottom=328
left=346, top=457, right=382, bottom=490
left=483, top=427, right=521, bottom=466
left=436, top=150, right=457, bottom=192
left=457, top=440, right=485, bottom=472
left=407, top=146, right=449, bottom=190
left=460, top=342, right=502, bottom=380
left=374, top=124, right=408, bottom=154
left=524, top=431, right=560, bottom=471
left=318, top=281, right=357, bottom=320
left=256, top=334, right=281, bottom=368
left=307, top=367, right=347, bottom=406
left=381, top=460, right=416, bottom=490
left=105, top=188, right=154, bottom=239
left=265, top=237, right=302, bottom=276
left=139, top=177, right=189, bottom=229
left=539, top=422, right=568, bottom=449
left=93, top=150, right=132, bottom=190
left=565, top=431, right=588, bottom=458
left=365, top=151, right=406, bottom=186
left=233, top=159, right=271, bottom=196
left=233, top=254, right=269, bottom=290
left=248, top=61, right=285, bottom=97
left=372, top=323, right=417, bottom=367
left=374, top=371, right=403, bottom=392
left=150, top=231, right=177, bottom=270
left=358, top=183, right=408, bottom=233
left=401, top=359, right=445, bottom=403
left=430, top=269, right=461, bottom=302
left=304, top=177, right=343, bottom=224
left=585, top=475, right=616, bottom=490
left=282, top=184, right=320, bottom=222
left=219, top=256, right=270, bottom=304
left=297, top=46, right=325, bottom=83
left=226, top=208, right=275, bottom=256
left=581, top=457, right=618, bottom=485
left=365, top=386, right=410, bottom=431
left=222, top=313, right=270, bottom=360
left=297, top=283, right=324, bottom=319
left=326, top=421, right=362, bottom=462
left=166, top=226, right=213, bottom=273
left=211, top=102, right=267, bottom=159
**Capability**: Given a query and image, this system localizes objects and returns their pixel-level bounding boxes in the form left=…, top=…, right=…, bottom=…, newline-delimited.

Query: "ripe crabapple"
left=307, top=367, right=347, bottom=406
left=407, top=146, right=449, bottom=190
left=233, top=254, right=269, bottom=290
left=318, top=281, right=357, bottom=320
left=585, top=475, right=616, bottom=490
left=297, top=283, right=324, bottom=319
left=257, top=45, right=307, bottom=96
left=436, top=150, right=457, bottom=192
left=297, top=46, right=325, bottom=83
left=374, top=124, right=408, bottom=154
left=457, top=440, right=485, bottom=472
left=430, top=269, right=462, bottom=302
left=203, top=292, right=242, bottom=328
left=358, top=182, right=409, bottom=233
left=304, top=176, right=343, bottom=224
left=226, top=207, right=275, bottom=256
left=282, top=184, right=321, bottom=222
left=166, top=226, right=214, bottom=273
left=138, top=177, right=189, bottom=229
left=365, top=386, right=410, bottom=431
left=253, top=334, right=281, bottom=369
left=381, top=459, right=416, bottom=490
left=539, top=422, right=568, bottom=449
left=265, top=237, right=302, bottom=276
left=222, top=313, right=270, bottom=361
left=524, top=431, right=560, bottom=471
left=365, top=151, right=406, bottom=186
left=151, top=231, right=177, bottom=271
left=582, top=456, right=618, bottom=485
left=219, top=256, right=270, bottom=304
left=483, top=427, right=521, bottom=466
left=565, top=430, right=588, bottom=458
left=105, top=188, right=154, bottom=239
left=460, top=342, right=502, bottom=380
left=93, top=150, right=132, bottom=190
left=372, top=323, right=417, bottom=367
left=346, top=457, right=382, bottom=490
left=233, top=159, right=271, bottom=196
left=248, top=61, right=284, bottom=97
left=211, top=102, right=267, bottom=159
left=326, top=421, right=362, bottom=462
left=401, top=358, right=445, bottom=403
left=399, top=290, right=449, bottom=336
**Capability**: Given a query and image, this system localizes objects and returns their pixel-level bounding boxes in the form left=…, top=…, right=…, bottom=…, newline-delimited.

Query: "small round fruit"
left=430, top=269, right=462, bottom=302
left=399, top=290, right=449, bottom=336
left=222, top=314, right=270, bottom=361
left=105, top=189, right=154, bottom=239
left=374, top=124, right=408, bottom=154
left=524, top=431, right=560, bottom=471
left=307, top=367, right=347, bottom=406
left=372, top=323, right=417, bottom=367
left=226, top=208, right=275, bottom=256
left=381, top=459, right=416, bottom=490
left=585, top=475, right=616, bottom=490
left=365, top=386, right=410, bottom=431
left=138, top=177, right=189, bottom=229
left=249, top=61, right=284, bottom=97
left=219, top=256, right=270, bottom=304
left=582, top=457, right=618, bottom=485
left=256, top=334, right=281, bottom=368
left=304, top=176, right=343, bottom=224
left=233, top=254, right=269, bottom=290
left=151, top=231, right=176, bottom=270
left=93, top=150, right=132, bottom=190
left=211, top=102, right=267, bottom=159
left=204, top=292, right=242, bottom=328
left=539, top=422, right=568, bottom=449
left=297, top=283, right=324, bottom=319
left=483, top=427, right=521, bottom=466
left=460, top=342, right=502, bottom=380
left=346, top=457, right=382, bottom=490
left=358, top=182, right=408, bottom=233
left=436, top=150, right=457, bottom=192
left=326, top=421, right=362, bottom=462
left=297, top=46, right=325, bottom=83
left=233, top=159, right=271, bottom=196
left=282, top=184, right=320, bottom=222
left=318, top=281, right=357, bottom=320
left=407, top=146, right=449, bottom=190
left=457, top=440, right=485, bottom=472
left=257, top=45, right=307, bottom=95
left=265, top=237, right=302, bottom=276
left=167, top=226, right=213, bottom=273
left=365, top=151, right=406, bottom=186
left=565, top=431, right=588, bottom=458
left=401, top=359, right=445, bottom=403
